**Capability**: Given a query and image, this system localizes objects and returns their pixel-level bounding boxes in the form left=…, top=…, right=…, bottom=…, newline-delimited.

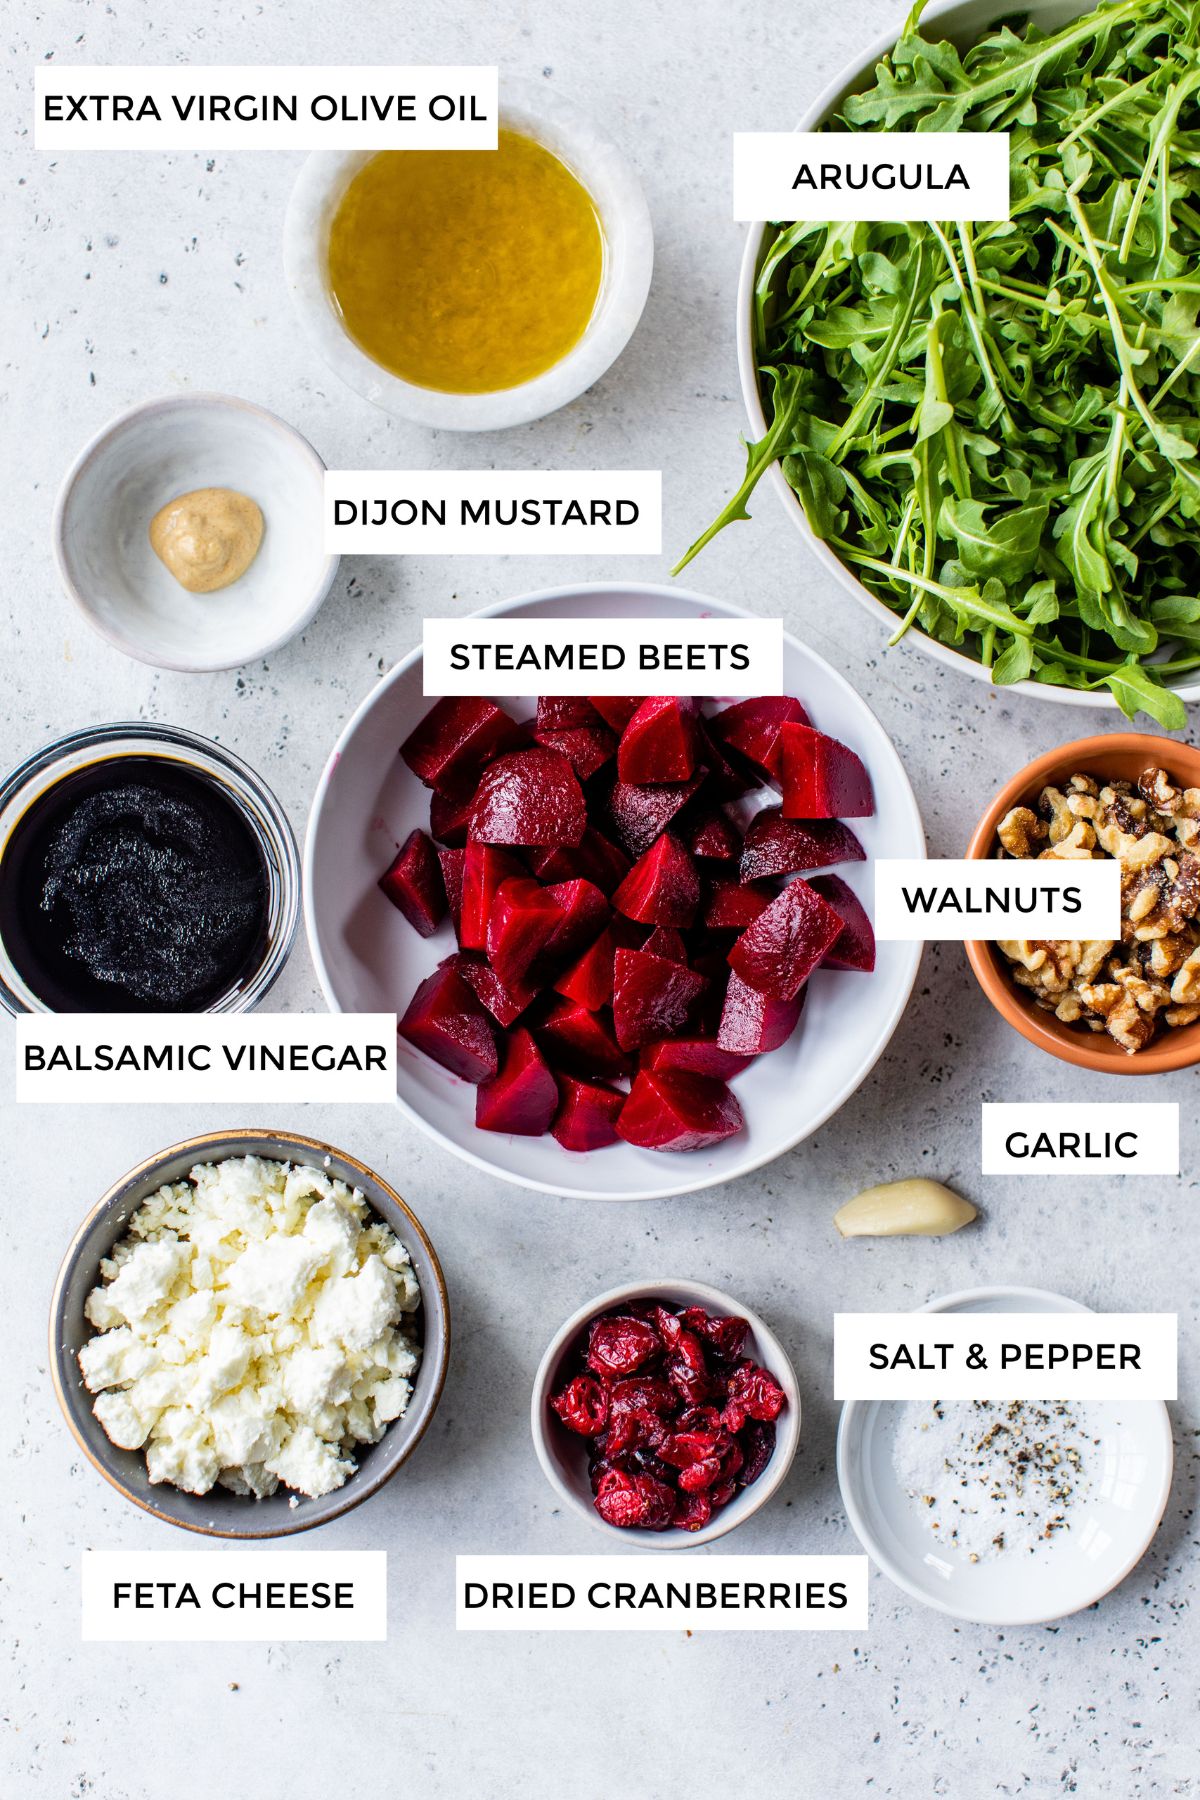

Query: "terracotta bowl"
left=964, top=733, right=1200, bottom=1075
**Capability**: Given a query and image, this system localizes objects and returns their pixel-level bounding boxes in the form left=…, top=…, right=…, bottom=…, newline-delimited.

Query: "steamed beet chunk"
left=739, top=808, right=866, bottom=882
left=533, top=996, right=630, bottom=1079
left=460, top=844, right=524, bottom=951
left=455, top=951, right=539, bottom=1026
left=470, top=747, right=586, bottom=848
left=727, top=879, right=845, bottom=1000
left=475, top=1028, right=558, bottom=1136
left=701, top=877, right=774, bottom=931
left=642, top=1037, right=754, bottom=1080
left=534, top=722, right=617, bottom=782
left=378, top=830, right=446, bottom=938
left=401, top=697, right=526, bottom=795
left=541, top=879, right=611, bottom=970
left=612, top=947, right=708, bottom=1051
left=641, top=926, right=688, bottom=964
left=686, top=808, right=743, bottom=863
left=551, top=1074, right=625, bottom=1151
left=429, top=785, right=476, bottom=847
left=617, top=1068, right=744, bottom=1152
left=708, top=696, right=809, bottom=781
left=553, top=918, right=641, bottom=1012
left=695, top=718, right=760, bottom=800
left=778, top=724, right=874, bottom=819
left=603, top=773, right=706, bottom=857
left=588, top=696, right=642, bottom=731
left=527, top=826, right=630, bottom=896
left=617, top=697, right=700, bottom=784
left=810, top=875, right=876, bottom=972
left=437, top=847, right=466, bottom=940
left=487, top=878, right=564, bottom=987
left=536, top=696, right=605, bottom=730
left=399, top=959, right=498, bottom=1083
left=717, top=971, right=806, bottom=1055
left=612, top=834, right=699, bottom=927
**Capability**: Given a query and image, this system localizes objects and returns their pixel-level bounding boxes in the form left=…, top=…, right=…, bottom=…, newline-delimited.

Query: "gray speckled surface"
left=2, top=1, right=1198, bottom=1795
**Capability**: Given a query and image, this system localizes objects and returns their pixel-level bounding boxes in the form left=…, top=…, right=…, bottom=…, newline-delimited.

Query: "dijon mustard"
left=149, top=487, right=264, bottom=594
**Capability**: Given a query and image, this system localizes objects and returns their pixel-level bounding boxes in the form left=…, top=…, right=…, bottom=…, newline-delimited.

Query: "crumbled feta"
left=81, top=1157, right=422, bottom=1502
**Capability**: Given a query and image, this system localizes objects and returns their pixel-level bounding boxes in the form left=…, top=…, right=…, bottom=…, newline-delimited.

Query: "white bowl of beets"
left=531, top=1279, right=801, bottom=1546
left=305, top=583, right=925, bottom=1200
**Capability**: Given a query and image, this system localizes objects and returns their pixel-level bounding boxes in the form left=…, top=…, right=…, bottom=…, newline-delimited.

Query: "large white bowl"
left=837, top=1286, right=1174, bottom=1626
left=531, top=1279, right=801, bottom=1549
left=283, top=81, right=653, bottom=431
left=736, top=0, right=1200, bottom=711
left=304, top=581, right=924, bottom=1201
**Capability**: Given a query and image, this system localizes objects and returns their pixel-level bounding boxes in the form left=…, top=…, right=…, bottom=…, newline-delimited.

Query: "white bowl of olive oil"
left=283, top=80, right=654, bottom=431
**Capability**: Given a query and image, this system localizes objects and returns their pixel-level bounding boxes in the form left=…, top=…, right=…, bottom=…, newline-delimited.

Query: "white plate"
left=837, top=1286, right=1174, bottom=1625
left=736, top=0, right=1200, bottom=710
left=304, top=582, right=924, bottom=1201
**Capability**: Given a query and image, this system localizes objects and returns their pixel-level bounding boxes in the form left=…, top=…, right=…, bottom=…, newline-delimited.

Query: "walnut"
left=997, top=805, right=1047, bottom=859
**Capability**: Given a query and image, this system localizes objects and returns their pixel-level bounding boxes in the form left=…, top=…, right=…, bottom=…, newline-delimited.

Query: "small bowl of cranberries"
left=532, top=1279, right=800, bottom=1546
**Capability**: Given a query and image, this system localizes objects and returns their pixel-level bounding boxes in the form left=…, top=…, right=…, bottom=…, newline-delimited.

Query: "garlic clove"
left=834, top=1178, right=977, bottom=1239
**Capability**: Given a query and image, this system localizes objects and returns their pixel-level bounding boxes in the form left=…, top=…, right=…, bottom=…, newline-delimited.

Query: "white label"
left=15, top=1013, right=396, bottom=1104
left=834, top=1313, right=1177, bottom=1401
left=874, top=858, right=1121, bottom=941
left=455, top=1555, right=867, bottom=1631
left=325, top=471, right=662, bottom=556
left=81, top=1551, right=387, bottom=1642
left=733, top=131, right=1011, bottom=222
left=34, top=66, right=497, bottom=151
left=981, top=1103, right=1180, bottom=1175
left=422, top=617, right=783, bottom=697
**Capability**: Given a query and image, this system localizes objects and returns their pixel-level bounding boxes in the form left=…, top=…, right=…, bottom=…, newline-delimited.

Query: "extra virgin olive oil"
left=325, top=130, right=603, bottom=394
left=0, top=757, right=269, bottom=1011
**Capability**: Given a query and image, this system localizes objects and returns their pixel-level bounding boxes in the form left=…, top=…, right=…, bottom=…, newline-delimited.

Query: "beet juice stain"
left=0, top=758, right=269, bottom=1010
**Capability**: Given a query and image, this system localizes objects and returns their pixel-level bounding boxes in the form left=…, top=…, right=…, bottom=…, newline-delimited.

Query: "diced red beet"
left=399, top=959, right=498, bottom=1083
left=536, top=695, right=605, bottom=730
left=612, top=833, right=699, bottom=927
left=727, top=878, right=845, bottom=1000
left=527, top=826, right=630, bottom=896
left=475, top=1027, right=558, bottom=1135
left=534, top=722, right=617, bottom=782
left=589, top=696, right=642, bottom=731
left=612, top=947, right=708, bottom=1052
left=378, top=829, right=446, bottom=937
left=739, top=808, right=866, bottom=882
left=642, top=925, right=688, bottom=964
left=437, top=847, right=465, bottom=940
left=455, top=951, right=540, bottom=1026
left=603, top=773, right=706, bottom=857
left=617, top=1069, right=744, bottom=1152
left=696, top=718, right=760, bottom=800
left=716, top=970, right=806, bottom=1055
left=428, top=785, right=476, bottom=847
left=810, top=874, right=876, bottom=972
left=617, top=696, right=700, bottom=784
left=553, top=919, right=641, bottom=1011
left=541, top=879, right=610, bottom=970
left=551, top=1074, right=625, bottom=1151
left=487, top=878, right=564, bottom=986
left=533, top=996, right=630, bottom=1079
left=401, top=697, right=526, bottom=795
left=701, top=877, right=774, bottom=931
left=685, top=808, right=743, bottom=862
left=778, top=723, right=874, bottom=819
left=688, top=947, right=731, bottom=1036
left=642, top=1037, right=755, bottom=1080
left=460, top=844, right=524, bottom=951
left=708, top=696, right=809, bottom=781
left=471, top=747, right=586, bottom=848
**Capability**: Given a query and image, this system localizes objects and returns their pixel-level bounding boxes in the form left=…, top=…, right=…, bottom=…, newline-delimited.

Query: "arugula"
left=675, top=0, right=1200, bottom=726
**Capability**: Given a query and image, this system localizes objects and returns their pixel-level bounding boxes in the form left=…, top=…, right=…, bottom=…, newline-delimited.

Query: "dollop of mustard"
left=149, top=487, right=264, bottom=593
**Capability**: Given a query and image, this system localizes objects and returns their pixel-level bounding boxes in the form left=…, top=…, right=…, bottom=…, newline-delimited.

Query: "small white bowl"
left=303, top=580, right=925, bottom=1202
left=837, top=1285, right=1174, bottom=1626
left=736, top=0, right=1200, bottom=712
left=283, top=80, right=654, bottom=430
left=531, top=1279, right=801, bottom=1549
left=54, top=393, right=339, bottom=673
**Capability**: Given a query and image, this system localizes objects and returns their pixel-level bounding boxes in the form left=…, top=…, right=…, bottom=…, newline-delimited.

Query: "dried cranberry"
left=738, top=1419, right=776, bottom=1486
left=677, top=1455, right=723, bottom=1492
left=659, top=1430, right=721, bottom=1469
left=608, top=1376, right=676, bottom=1417
left=708, top=1478, right=738, bottom=1508
left=594, top=1468, right=675, bottom=1531
left=672, top=1490, right=713, bottom=1531
left=586, top=1315, right=661, bottom=1377
left=676, top=1404, right=722, bottom=1436
left=724, top=1360, right=787, bottom=1422
left=700, top=1311, right=751, bottom=1361
left=550, top=1374, right=609, bottom=1436
left=653, top=1305, right=686, bottom=1350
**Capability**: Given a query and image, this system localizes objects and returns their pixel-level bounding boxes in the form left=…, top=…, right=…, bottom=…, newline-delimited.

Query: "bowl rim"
left=282, top=79, right=654, bottom=432
left=302, top=578, right=926, bottom=1200
left=733, top=0, right=1200, bottom=709
left=49, top=1127, right=452, bottom=1538
left=962, top=731, right=1200, bottom=1074
left=835, top=1283, right=1175, bottom=1625
left=529, top=1277, right=802, bottom=1549
left=52, top=390, right=341, bottom=674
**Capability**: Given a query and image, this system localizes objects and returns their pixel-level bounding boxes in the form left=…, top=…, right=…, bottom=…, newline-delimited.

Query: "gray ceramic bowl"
left=51, top=1129, right=450, bottom=1538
